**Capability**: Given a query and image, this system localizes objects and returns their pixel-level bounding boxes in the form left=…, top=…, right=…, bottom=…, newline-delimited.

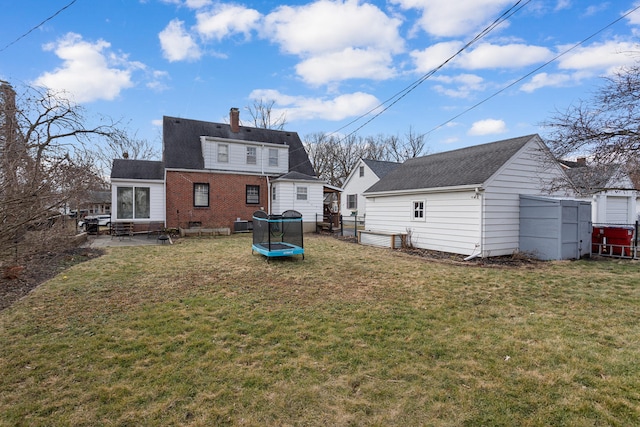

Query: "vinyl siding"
left=201, top=137, right=289, bottom=175
left=110, top=179, right=165, bottom=223
left=340, top=160, right=380, bottom=216
left=365, top=191, right=482, bottom=255
left=271, top=181, right=324, bottom=232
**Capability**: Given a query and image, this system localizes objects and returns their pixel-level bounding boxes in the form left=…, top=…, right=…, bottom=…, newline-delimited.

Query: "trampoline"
left=252, top=210, right=304, bottom=260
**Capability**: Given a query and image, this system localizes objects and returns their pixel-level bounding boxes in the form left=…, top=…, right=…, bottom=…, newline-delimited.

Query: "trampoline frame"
left=252, top=210, right=304, bottom=260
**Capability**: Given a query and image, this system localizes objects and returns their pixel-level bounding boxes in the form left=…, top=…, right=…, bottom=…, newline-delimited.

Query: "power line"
left=0, top=0, right=79, bottom=53
left=327, top=0, right=531, bottom=141
left=421, top=2, right=640, bottom=138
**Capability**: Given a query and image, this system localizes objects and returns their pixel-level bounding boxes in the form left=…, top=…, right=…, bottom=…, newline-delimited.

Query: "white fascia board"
left=164, top=167, right=279, bottom=177
left=363, top=184, right=482, bottom=198
left=110, top=178, right=165, bottom=185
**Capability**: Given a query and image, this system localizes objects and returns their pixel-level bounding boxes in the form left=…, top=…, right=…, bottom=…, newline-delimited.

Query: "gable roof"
left=565, top=163, right=634, bottom=194
left=365, top=134, right=537, bottom=194
left=111, top=159, right=164, bottom=180
left=362, top=158, right=401, bottom=179
left=273, top=171, right=322, bottom=182
left=162, top=116, right=315, bottom=176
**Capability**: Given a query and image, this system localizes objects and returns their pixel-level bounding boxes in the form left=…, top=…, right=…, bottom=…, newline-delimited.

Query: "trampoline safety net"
left=252, top=210, right=304, bottom=259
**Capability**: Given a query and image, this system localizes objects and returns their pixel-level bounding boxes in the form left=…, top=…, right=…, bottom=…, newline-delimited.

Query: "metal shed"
left=519, top=195, right=592, bottom=260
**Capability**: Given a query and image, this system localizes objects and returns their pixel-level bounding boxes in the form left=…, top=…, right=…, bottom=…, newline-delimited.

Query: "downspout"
left=266, top=175, right=271, bottom=215
left=464, top=187, right=484, bottom=261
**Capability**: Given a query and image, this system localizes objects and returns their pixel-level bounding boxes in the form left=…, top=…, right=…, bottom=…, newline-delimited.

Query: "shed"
left=519, top=195, right=592, bottom=260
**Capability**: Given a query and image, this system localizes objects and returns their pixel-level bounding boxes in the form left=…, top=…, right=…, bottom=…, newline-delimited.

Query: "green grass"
left=1, top=234, right=640, bottom=426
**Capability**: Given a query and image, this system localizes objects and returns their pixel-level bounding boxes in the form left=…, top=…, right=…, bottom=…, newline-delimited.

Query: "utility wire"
left=327, top=0, right=531, bottom=141
left=0, top=0, right=79, bottom=53
left=421, top=2, right=640, bottom=138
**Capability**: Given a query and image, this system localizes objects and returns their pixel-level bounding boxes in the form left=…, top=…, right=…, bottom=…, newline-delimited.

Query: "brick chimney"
left=577, top=157, right=587, bottom=166
left=230, top=107, right=240, bottom=133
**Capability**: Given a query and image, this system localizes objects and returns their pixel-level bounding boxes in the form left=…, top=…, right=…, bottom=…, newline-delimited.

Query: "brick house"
left=110, top=109, right=323, bottom=233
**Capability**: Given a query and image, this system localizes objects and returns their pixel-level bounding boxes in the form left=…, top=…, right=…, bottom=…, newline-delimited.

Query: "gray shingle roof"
left=565, top=164, right=629, bottom=194
left=162, top=116, right=315, bottom=176
left=365, top=134, right=537, bottom=193
left=111, top=159, right=165, bottom=180
left=274, top=171, right=322, bottom=182
left=362, top=158, right=400, bottom=179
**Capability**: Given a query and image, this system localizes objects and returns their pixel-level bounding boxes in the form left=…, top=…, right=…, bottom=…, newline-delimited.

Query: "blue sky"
left=2, top=0, right=640, bottom=156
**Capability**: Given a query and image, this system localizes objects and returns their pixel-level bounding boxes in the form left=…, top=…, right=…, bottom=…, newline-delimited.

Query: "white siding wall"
left=272, top=181, right=324, bottom=232
left=365, top=191, right=482, bottom=255
left=481, top=139, right=569, bottom=256
left=201, top=137, right=288, bottom=175
left=111, top=179, right=165, bottom=223
left=340, top=160, right=380, bottom=216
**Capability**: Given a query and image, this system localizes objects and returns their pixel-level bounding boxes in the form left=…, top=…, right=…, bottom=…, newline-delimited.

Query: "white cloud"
left=296, top=48, right=395, bottom=86
left=457, top=43, right=554, bottom=69
left=160, top=0, right=211, bottom=10
left=625, top=2, right=640, bottom=26
left=34, top=33, right=136, bottom=103
left=391, top=0, right=514, bottom=37
left=263, top=1, right=404, bottom=55
left=248, top=89, right=380, bottom=121
left=195, top=4, right=260, bottom=41
left=262, top=1, right=403, bottom=84
left=468, top=119, right=507, bottom=135
left=432, top=74, right=486, bottom=98
left=520, top=72, right=572, bottom=92
left=557, top=41, right=638, bottom=74
left=159, top=19, right=201, bottom=62
left=410, top=41, right=464, bottom=74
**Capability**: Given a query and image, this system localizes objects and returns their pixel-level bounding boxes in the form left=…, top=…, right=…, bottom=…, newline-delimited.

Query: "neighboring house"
left=561, top=159, right=637, bottom=225
left=362, top=134, right=574, bottom=258
left=110, top=109, right=322, bottom=233
left=85, top=190, right=112, bottom=215
left=341, top=158, right=400, bottom=217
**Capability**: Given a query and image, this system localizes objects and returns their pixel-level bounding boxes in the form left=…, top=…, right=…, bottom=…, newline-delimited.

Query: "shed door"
left=561, top=204, right=579, bottom=260
left=607, top=196, right=629, bottom=224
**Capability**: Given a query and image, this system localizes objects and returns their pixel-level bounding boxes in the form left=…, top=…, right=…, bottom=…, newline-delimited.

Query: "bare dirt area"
left=0, top=247, right=104, bottom=312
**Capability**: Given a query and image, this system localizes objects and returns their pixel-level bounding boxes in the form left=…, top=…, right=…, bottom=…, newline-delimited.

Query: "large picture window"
left=117, top=186, right=150, bottom=219
left=194, top=183, right=209, bottom=207
left=246, top=185, right=260, bottom=204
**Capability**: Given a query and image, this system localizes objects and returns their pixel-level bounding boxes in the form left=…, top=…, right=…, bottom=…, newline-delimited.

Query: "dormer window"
left=268, top=148, right=278, bottom=167
left=217, top=144, right=229, bottom=163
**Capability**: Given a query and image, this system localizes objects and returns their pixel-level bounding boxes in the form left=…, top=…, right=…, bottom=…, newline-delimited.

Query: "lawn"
left=1, top=234, right=639, bottom=426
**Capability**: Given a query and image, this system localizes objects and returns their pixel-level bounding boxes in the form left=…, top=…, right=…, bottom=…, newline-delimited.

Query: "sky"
left=2, top=0, right=640, bottom=157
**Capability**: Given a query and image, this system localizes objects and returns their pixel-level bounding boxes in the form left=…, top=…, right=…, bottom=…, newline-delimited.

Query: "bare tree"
left=543, top=64, right=640, bottom=164
left=0, top=82, right=125, bottom=264
left=245, top=99, right=287, bottom=130
left=90, top=131, right=160, bottom=175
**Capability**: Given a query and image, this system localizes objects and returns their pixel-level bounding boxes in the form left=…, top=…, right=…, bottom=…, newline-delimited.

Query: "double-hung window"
left=246, top=185, right=260, bottom=204
left=218, top=144, right=229, bottom=163
left=246, top=146, right=257, bottom=165
left=412, top=200, right=425, bottom=221
left=268, top=148, right=278, bottom=167
left=347, top=194, right=357, bottom=210
left=296, top=186, right=308, bottom=201
left=117, top=187, right=150, bottom=219
left=194, top=183, right=209, bottom=207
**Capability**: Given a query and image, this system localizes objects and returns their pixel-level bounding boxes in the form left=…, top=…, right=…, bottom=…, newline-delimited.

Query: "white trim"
left=365, top=184, right=481, bottom=197
left=201, top=136, right=287, bottom=148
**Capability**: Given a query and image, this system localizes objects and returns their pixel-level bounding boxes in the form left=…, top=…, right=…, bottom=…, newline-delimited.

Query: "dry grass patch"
left=1, top=234, right=640, bottom=426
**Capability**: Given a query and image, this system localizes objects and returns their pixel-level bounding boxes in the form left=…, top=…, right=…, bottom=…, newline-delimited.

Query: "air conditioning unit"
left=234, top=220, right=251, bottom=233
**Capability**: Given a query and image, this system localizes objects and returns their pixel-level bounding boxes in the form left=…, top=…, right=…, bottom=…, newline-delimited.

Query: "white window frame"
left=347, top=194, right=357, bottom=210
left=117, top=186, right=150, bottom=219
left=246, top=146, right=257, bottom=165
left=412, top=200, right=425, bottom=221
left=194, top=183, right=209, bottom=207
left=268, top=148, right=278, bottom=167
left=296, top=186, right=308, bottom=201
left=218, top=143, right=229, bottom=163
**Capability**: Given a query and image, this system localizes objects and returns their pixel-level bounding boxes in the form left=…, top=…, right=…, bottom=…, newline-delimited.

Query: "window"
left=117, top=186, right=150, bottom=219
left=218, top=144, right=228, bottom=163
left=359, top=166, right=364, bottom=177
left=246, top=146, right=257, bottom=165
left=268, top=148, right=278, bottom=167
left=246, top=185, right=260, bottom=204
left=347, top=194, right=357, bottom=210
left=296, top=186, right=308, bottom=201
left=412, top=200, right=425, bottom=221
left=194, top=183, right=209, bottom=207
left=272, top=186, right=276, bottom=201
